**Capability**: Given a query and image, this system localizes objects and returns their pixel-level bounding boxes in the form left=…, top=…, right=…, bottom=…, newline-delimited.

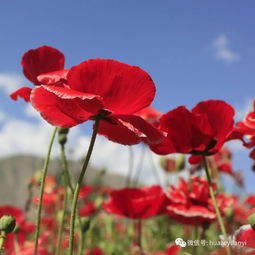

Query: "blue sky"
left=0, top=1, right=255, bottom=192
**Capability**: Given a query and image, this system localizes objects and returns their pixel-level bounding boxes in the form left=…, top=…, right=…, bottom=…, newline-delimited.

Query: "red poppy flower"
left=150, top=100, right=235, bottom=155
left=86, top=247, right=104, bottom=255
left=79, top=201, right=96, bottom=217
left=245, top=196, right=255, bottom=207
left=31, top=59, right=164, bottom=145
left=222, top=224, right=255, bottom=254
left=78, top=185, right=93, bottom=200
left=103, top=185, right=167, bottom=219
left=10, top=45, right=65, bottom=102
left=154, top=243, right=181, bottom=255
left=165, top=176, right=233, bottom=225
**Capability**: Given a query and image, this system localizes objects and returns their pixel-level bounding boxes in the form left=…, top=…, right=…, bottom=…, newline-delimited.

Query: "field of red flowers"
left=1, top=45, right=255, bottom=255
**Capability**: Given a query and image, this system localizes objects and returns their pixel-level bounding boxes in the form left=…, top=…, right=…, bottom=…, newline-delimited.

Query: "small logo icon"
left=175, top=238, right=187, bottom=247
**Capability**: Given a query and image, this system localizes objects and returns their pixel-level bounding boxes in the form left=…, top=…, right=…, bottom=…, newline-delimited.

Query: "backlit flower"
left=31, top=59, right=164, bottom=145
left=150, top=100, right=235, bottom=155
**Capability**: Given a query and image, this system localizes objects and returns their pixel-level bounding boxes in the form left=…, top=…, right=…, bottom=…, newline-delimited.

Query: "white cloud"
left=0, top=111, right=6, bottom=122
left=0, top=112, right=167, bottom=185
left=212, top=34, right=239, bottom=64
left=0, top=73, right=26, bottom=94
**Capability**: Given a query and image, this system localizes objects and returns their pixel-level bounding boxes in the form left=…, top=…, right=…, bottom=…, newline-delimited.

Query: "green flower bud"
left=176, top=154, right=185, bottom=171
left=225, top=206, right=234, bottom=223
left=58, top=128, right=69, bottom=135
left=80, top=217, right=90, bottom=233
left=58, top=128, right=69, bottom=145
left=58, top=134, right=67, bottom=145
left=248, top=212, right=255, bottom=229
left=0, top=215, right=16, bottom=234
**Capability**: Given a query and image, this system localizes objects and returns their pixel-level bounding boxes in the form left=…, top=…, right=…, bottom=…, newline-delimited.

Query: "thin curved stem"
left=68, top=118, right=100, bottom=255
left=147, top=149, right=161, bottom=185
left=55, top=188, right=68, bottom=255
left=203, top=156, right=231, bottom=255
left=60, top=143, right=85, bottom=255
left=126, top=146, right=134, bottom=187
left=61, top=144, right=74, bottom=193
left=34, top=127, right=57, bottom=255
left=133, top=145, right=146, bottom=187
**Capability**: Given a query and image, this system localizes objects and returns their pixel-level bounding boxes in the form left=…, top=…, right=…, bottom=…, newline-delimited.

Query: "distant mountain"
left=0, top=155, right=127, bottom=208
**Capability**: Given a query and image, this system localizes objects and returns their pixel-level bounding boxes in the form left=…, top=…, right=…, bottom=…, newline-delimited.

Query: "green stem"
left=126, top=146, right=134, bottom=187
left=133, top=145, right=146, bottom=187
left=60, top=143, right=85, bottom=255
left=34, top=127, right=57, bottom=255
left=192, top=226, right=199, bottom=255
left=203, top=156, right=231, bottom=255
left=0, top=232, right=6, bottom=251
left=61, top=144, right=74, bottom=193
left=147, top=149, right=161, bottom=185
left=55, top=187, right=68, bottom=255
left=68, top=118, right=100, bottom=255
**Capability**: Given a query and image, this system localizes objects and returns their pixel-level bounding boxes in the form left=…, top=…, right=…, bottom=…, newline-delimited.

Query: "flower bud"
left=80, top=217, right=90, bottom=233
left=58, top=134, right=67, bottom=145
left=58, top=128, right=69, bottom=135
left=225, top=206, right=234, bottom=223
left=176, top=154, right=185, bottom=171
left=58, top=128, right=69, bottom=145
left=248, top=212, right=255, bottom=229
left=0, top=215, right=16, bottom=234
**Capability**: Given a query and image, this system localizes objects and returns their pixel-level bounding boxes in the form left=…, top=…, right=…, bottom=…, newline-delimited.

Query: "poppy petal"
left=115, top=115, right=165, bottom=144
left=10, top=87, right=32, bottom=102
left=192, top=100, right=235, bottom=150
left=67, top=59, right=155, bottom=114
left=37, top=69, right=69, bottom=85
left=31, top=87, right=99, bottom=127
left=97, top=115, right=164, bottom=145
left=22, top=45, right=65, bottom=85
left=160, top=106, right=214, bottom=153
left=96, top=117, right=144, bottom=145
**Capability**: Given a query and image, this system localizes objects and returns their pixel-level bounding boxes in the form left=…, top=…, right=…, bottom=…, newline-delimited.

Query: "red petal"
left=188, top=155, right=202, bottom=165
left=37, top=69, right=69, bottom=85
left=250, top=149, right=255, bottom=159
left=67, top=59, right=155, bottom=114
left=103, top=186, right=167, bottom=219
left=10, top=87, right=32, bottom=102
left=22, top=45, right=65, bottom=85
left=97, top=115, right=164, bottom=145
left=192, top=100, right=235, bottom=151
left=233, top=224, right=255, bottom=249
left=149, top=136, right=176, bottom=155
left=31, top=87, right=99, bottom=127
left=166, top=244, right=181, bottom=255
left=166, top=204, right=216, bottom=225
left=116, top=115, right=165, bottom=144
left=159, top=106, right=214, bottom=153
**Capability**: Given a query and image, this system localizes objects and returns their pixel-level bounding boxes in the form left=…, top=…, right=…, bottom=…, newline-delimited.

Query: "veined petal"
left=31, top=87, right=99, bottom=128
left=192, top=100, right=235, bottom=145
left=97, top=114, right=164, bottom=145
left=22, top=45, right=65, bottom=85
left=37, top=69, right=69, bottom=85
left=115, top=115, right=165, bottom=144
left=67, top=59, right=155, bottom=114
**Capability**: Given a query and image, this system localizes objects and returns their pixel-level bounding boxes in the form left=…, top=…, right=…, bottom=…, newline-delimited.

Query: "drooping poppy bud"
left=0, top=215, right=16, bottom=234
